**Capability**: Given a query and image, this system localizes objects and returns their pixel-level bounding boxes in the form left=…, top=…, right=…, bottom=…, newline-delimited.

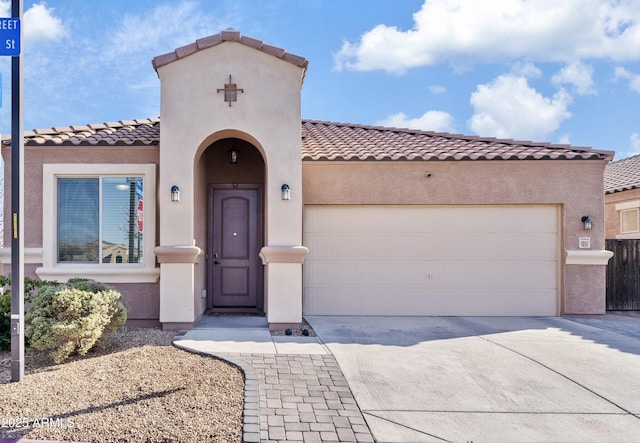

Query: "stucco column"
left=260, top=246, right=308, bottom=327
left=563, top=250, right=613, bottom=314
left=155, top=245, right=202, bottom=329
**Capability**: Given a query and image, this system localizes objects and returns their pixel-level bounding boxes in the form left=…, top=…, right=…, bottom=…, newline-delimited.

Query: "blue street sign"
left=0, top=18, right=20, bottom=56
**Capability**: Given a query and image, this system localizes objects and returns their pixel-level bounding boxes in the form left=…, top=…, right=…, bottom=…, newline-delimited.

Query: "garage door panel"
left=303, top=205, right=558, bottom=316
left=305, top=260, right=556, bottom=289
left=303, top=287, right=558, bottom=316
left=306, top=232, right=556, bottom=262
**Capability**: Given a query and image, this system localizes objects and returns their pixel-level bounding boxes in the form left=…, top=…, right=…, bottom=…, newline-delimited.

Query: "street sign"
left=0, top=18, right=20, bottom=56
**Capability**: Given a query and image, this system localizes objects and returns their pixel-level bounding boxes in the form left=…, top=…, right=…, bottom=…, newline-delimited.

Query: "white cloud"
left=614, top=67, right=640, bottom=93
left=16, top=0, right=231, bottom=130
left=24, top=3, right=65, bottom=42
left=557, top=134, right=572, bottom=145
left=614, top=132, right=640, bottom=159
left=510, top=62, right=542, bottom=79
left=104, top=1, right=224, bottom=60
left=0, top=1, right=65, bottom=43
left=626, top=132, right=640, bottom=157
left=334, top=0, right=640, bottom=74
left=376, top=110, right=455, bottom=132
left=552, top=61, right=597, bottom=95
left=429, top=85, right=446, bottom=94
left=469, top=74, right=572, bottom=141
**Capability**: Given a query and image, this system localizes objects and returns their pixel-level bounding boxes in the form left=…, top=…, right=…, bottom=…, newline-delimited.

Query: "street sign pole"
left=10, top=0, right=23, bottom=382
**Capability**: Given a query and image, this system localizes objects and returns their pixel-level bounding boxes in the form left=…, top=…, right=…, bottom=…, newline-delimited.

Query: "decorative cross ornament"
left=217, top=74, right=244, bottom=107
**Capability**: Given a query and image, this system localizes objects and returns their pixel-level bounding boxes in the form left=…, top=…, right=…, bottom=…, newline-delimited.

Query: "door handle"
left=213, top=252, right=220, bottom=265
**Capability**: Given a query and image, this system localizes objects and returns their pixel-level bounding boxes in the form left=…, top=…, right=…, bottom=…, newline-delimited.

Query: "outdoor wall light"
left=228, top=146, right=239, bottom=164
left=281, top=184, right=291, bottom=201
left=171, top=185, right=180, bottom=202
left=581, top=215, right=592, bottom=230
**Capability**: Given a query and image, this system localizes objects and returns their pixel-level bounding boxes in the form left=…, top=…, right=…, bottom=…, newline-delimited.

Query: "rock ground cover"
left=0, top=328, right=244, bottom=443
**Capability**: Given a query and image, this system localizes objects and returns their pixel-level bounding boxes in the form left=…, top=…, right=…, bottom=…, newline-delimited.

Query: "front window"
left=57, top=176, right=143, bottom=264
left=621, top=208, right=640, bottom=234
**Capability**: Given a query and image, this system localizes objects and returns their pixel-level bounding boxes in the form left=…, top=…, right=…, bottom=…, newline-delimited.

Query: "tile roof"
left=604, top=154, right=640, bottom=194
left=152, top=29, right=309, bottom=75
left=15, top=118, right=160, bottom=146
left=301, top=120, right=613, bottom=161
left=9, top=118, right=613, bottom=163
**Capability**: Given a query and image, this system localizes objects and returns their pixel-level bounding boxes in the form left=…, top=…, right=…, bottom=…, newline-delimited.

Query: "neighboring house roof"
left=151, top=29, right=309, bottom=76
left=604, top=154, right=640, bottom=194
left=9, top=118, right=613, bottom=162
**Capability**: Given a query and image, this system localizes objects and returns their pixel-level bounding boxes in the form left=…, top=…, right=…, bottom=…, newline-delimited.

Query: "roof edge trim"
left=152, top=29, right=309, bottom=72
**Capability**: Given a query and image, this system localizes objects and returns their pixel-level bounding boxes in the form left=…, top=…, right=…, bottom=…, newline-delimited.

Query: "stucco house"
left=1, top=30, right=614, bottom=330
left=604, top=154, right=640, bottom=239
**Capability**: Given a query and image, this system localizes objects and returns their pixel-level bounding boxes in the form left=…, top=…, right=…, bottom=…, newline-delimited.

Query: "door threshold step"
left=208, top=308, right=265, bottom=316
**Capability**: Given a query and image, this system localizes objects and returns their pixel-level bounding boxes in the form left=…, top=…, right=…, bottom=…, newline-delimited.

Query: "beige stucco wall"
left=303, top=159, right=610, bottom=314
left=155, top=41, right=306, bottom=327
left=1, top=144, right=161, bottom=324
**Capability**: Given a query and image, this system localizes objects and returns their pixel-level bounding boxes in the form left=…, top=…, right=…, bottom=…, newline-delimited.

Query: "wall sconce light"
left=171, top=185, right=180, bottom=202
left=281, top=184, right=291, bottom=201
left=228, top=147, right=239, bottom=164
left=581, top=215, right=592, bottom=230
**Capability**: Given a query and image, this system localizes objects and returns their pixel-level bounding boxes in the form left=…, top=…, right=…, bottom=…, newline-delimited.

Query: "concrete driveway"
left=306, top=316, right=640, bottom=443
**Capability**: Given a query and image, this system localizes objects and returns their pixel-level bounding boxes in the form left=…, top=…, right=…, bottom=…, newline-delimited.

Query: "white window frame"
left=37, top=164, right=159, bottom=283
left=616, top=200, right=640, bottom=238
left=620, top=208, right=640, bottom=234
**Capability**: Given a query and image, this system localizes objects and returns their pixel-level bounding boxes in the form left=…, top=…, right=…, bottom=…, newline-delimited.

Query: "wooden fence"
left=606, top=239, right=640, bottom=310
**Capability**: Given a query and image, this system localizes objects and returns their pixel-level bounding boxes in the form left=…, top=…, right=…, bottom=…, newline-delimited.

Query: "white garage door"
left=303, top=205, right=558, bottom=316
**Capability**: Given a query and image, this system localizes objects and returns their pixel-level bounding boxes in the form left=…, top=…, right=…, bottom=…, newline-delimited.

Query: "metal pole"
left=10, top=0, right=24, bottom=383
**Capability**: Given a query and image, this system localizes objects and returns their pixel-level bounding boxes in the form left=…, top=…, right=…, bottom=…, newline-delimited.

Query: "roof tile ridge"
left=608, top=152, right=640, bottom=165
left=240, top=35, right=264, bottom=50
left=69, top=125, right=91, bottom=131
left=32, top=127, right=58, bottom=135
left=220, top=29, right=241, bottom=42
left=133, top=118, right=160, bottom=125
left=118, top=120, right=138, bottom=126
left=303, top=119, right=487, bottom=141
left=52, top=126, right=74, bottom=133
left=196, top=34, right=222, bottom=50
left=153, top=30, right=308, bottom=71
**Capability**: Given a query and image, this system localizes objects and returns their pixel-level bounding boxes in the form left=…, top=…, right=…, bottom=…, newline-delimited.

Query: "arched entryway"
left=199, top=138, right=266, bottom=311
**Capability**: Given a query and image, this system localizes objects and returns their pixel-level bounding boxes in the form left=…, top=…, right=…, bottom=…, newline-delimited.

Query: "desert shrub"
left=0, top=276, right=59, bottom=351
left=25, top=279, right=127, bottom=363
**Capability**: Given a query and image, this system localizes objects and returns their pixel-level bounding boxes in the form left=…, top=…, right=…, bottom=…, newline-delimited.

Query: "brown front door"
left=209, top=186, right=263, bottom=307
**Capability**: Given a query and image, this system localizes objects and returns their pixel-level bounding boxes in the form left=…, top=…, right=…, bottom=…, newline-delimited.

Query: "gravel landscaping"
left=0, top=328, right=244, bottom=443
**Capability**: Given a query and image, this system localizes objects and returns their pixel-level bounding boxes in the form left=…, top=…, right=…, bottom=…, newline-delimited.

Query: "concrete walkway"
left=174, top=315, right=375, bottom=443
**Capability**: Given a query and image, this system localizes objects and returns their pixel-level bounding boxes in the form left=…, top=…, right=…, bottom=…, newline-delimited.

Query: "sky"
left=0, top=0, right=639, bottom=159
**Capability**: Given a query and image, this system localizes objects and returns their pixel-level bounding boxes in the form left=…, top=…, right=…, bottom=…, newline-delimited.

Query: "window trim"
left=620, top=207, right=640, bottom=234
left=38, top=164, right=159, bottom=283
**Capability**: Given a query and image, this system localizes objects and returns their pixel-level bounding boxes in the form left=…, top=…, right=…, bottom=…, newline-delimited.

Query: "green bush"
left=25, top=279, right=127, bottom=363
left=0, top=275, right=58, bottom=351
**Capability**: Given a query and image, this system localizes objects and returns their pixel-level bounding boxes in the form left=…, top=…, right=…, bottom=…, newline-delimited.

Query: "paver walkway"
left=174, top=316, right=375, bottom=442
left=224, top=353, right=374, bottom=443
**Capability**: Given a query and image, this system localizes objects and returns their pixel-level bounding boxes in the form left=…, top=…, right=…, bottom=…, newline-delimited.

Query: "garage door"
left=303, top=205, right=558, bottom=316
